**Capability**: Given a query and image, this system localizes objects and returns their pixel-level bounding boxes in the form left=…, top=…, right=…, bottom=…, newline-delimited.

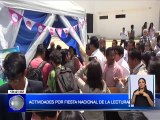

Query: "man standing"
left=29, top=44, right=52, bottom=88
left=120, top=27, right=128, bottom=48
left=114, top=46, right=130, bottom=78
left=104, top=47, right=123, bottom=89
left=89, top=36, right=106, bottom=71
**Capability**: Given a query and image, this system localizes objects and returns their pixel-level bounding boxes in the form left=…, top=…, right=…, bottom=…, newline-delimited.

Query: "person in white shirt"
left=120, top=27, right=128, bottom=48
left=114, top=46, right=130, bottom=78
left=89, top=36, right=106, bottom=71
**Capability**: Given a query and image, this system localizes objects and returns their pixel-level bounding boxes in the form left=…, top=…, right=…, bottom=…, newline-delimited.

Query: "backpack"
left=55, top=66, right=79, bottom=93
left=26, top=61, right=47, bottom=84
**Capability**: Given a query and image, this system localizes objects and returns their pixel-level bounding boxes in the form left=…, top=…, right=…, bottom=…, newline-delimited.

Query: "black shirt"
left=133, top=89, right=154, bottom=107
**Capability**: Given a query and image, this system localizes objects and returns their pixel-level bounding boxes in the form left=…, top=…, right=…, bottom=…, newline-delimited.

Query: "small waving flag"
left=36, top=23, right=46, bottom=35
left=48, top=27, right=55, bottom=36
left=23, top=17, right=35, bottom=30
left=8, top=8, right=22, bottom=26
left=56, top=28, right=62, bottom=37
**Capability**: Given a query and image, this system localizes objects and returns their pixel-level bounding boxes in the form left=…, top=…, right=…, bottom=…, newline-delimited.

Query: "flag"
left=36, top=23, right=46, bottom=35
left=23, top=17, right=36, bottom=30
left=63, top=28, right=69, bottom=37
left=48, top=27, right=55, bottom=36
left=56, top=28, right=62, bottom=37
left=8, top=8, right=22, bottom=26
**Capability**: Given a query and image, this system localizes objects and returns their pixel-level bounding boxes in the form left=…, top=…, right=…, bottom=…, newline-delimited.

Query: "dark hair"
left=49, top=50, right=62, bottom=65
left=157, top=35, right=160, bottom=43
left=61, top=49, right=70, bottom=65
left=56, top=45, right=62, bottom=51
left=3, top=52, right=26, bottom=80
left=90, top=36, right=99, bottom=49
left=114, top=46, right=124, bottom=56
left=131, top=24, right=134, bottom=29
left=35, top=111, right=57, bottom=119
left=86, top=43, right=90, bottom=50
left=69, top=46, right=77, bottom=55
left=148, top=22, right=154, bottom=32
left=87, top=61, right=103, bottom=90
left=148, top=57, right=160, bottom=93
left=128, top=49, right=141, bottom=61
left=112, top=39, right=118, bottom=45
left=138, top=78, right=147, bottom=91
left=105, top=47, right=115, bottom=57
left=141, top=52, right=151, bottom=69
left=57, top=111, right=86, bottom=120
left=123, top=112, right=148, bottom=120
left=36, top=44, right=46, bottom=55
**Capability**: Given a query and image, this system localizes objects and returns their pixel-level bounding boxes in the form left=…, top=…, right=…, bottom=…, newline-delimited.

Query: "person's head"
left=138, top=78, right=147, bottom=91
left=56, top=45, right=62, bottom=51
left=144, top=41, right=152, bottom=52
left=112, top=39, right=118, bottom=47
left=131, top=24, right=134, bottom=30
left=114, top=46, right=124, bottom=62
left=87, top=60, right=103, bottom=90
left=3, top=52, right=26, bottom=90
left=123, top=112, right=148, bottom=120
left=61, top=49, right=71, bottom=65
left=57, top=111, right=86, bottom=120
left=50, top=41, right=55, bottom=50
left=148, top=57, right=160, bottom=93
left=128, top=49, right=141, bottom=69
left=149, top=22, right=154, bottom=30
left=141, top=52, right=151, bottom=69
left=49, top=50, right=62, bottom=66
left=157, top=35, right=160, bottom=46
left=35, top=44, right=47, bottom=59
left=143, top=29, right=148, bottom=37
left=89, top=36, right=99, bottom=53
left=122, top=27, right=125, bottom=31
left=69, top=46, right=77, bottom=58
left=33, top=111, right=58, bottom=120
left=144, top=22, right=147, bottom=28
left=127, top=40, right=135, bottom=51
left=105, top=47, right=115, bottom=65
left=86, top=43, right=92, bottom=56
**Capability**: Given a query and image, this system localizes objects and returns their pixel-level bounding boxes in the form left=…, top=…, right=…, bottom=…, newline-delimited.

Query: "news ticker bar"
left=3, top=93, right=160, bottom=112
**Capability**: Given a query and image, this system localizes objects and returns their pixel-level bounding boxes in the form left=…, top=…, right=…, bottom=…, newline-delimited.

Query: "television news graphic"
left=8, top=90, right=26, bottom=112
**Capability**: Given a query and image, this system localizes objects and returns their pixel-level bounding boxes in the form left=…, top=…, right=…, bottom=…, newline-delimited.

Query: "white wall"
left=75, top=0, right=160, bottom=39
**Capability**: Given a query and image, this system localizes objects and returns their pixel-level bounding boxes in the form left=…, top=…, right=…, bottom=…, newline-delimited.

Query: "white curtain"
left=25, top=14, right=56, bottom=66
left=59, top=15, right=86, bottom=57
left=0, top=6, right=23, bottom=50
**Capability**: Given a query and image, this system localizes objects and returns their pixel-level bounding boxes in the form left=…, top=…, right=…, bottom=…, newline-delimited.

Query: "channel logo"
left=8, top=90, right=26, bottom=112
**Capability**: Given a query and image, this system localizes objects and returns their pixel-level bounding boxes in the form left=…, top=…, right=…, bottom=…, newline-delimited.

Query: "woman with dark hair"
left=131, top=78, right=154, bottom=107
left=142, top=22, right=147, bottom=36
left=69, top=46, right=82, bottom=74
left=57, top=111, right=86, bottom=120
left=75, top=60, right=110, bottom=120
left=148, top=22, right=155, bottom=40
left=61, top=49, right=72, bottom=69
left=75, top=60, right=108, bottom=93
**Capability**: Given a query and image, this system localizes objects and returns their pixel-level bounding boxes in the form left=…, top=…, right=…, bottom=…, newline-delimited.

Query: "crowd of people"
left=0, top=21, right=160, bottom=120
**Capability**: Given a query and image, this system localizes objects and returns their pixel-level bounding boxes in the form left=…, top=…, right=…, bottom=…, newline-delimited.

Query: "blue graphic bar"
left=26, top=94, right=141, bottom=110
